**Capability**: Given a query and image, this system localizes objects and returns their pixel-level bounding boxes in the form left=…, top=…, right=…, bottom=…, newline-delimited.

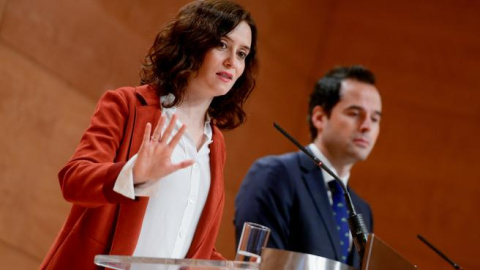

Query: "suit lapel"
left=299, top=152, right=342, bottom=260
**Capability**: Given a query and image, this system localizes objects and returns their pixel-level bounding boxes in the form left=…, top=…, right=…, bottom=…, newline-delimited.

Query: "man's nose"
left=359, top=116, right=372, bottom=132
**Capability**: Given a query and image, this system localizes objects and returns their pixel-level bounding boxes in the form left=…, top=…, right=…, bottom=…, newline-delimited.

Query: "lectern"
left=94, top=255, right=259, bottom=270
left=259, top=248, right=354, bottom=270
left=95, top=234, right=417, bottom=270
left=361, top=234, right=417, bottom=270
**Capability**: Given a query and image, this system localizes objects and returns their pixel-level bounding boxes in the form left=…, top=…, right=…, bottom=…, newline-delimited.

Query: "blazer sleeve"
left=58, top=89, right=133, bottom=208
left=210, top=248, right=226, bottom=260
left=234, top=156, right=295, bottom=250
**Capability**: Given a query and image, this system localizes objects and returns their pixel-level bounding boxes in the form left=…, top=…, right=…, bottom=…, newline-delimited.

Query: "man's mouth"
left=353, top=138, right=369, bottom=147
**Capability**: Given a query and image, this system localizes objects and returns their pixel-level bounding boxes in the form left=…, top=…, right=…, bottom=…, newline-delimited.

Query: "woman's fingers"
left=140, top=122, right=152, bottom=149
left=168, top=124, right=187, bottom=148
left=160, top=114, right=178, bottom=143
left=151, top=115, right=165, bottom=141
left=172, top=159, right=195, bottom=171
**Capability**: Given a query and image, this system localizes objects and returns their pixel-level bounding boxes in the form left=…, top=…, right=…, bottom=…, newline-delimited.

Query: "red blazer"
left=40, top=85, right=226, bottom=270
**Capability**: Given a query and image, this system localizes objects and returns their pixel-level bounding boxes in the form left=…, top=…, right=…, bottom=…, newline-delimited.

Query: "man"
left=235, top=65, right=382, bottom=269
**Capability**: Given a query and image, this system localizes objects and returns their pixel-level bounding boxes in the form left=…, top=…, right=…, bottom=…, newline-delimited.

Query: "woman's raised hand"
left=132, top=114, right=194, bottom=184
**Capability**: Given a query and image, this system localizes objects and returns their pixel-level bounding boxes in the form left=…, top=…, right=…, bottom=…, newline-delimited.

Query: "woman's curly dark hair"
left=140, top=0, right=258, bottom=130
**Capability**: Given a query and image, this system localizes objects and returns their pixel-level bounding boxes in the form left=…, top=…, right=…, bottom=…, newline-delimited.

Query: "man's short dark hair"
left=308, top=65, right=376, bottom=141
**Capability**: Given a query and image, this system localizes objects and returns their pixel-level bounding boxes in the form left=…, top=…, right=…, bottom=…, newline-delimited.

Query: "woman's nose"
left=223, top=52, right=237, bottom=68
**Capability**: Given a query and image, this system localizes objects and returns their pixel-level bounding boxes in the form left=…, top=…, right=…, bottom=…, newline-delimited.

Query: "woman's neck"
left=176, top=96, right=213, bottom=150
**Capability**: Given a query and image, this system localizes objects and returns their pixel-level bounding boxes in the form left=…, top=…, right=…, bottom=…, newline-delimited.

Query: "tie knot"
left=328, top=180, right=344, bottom=195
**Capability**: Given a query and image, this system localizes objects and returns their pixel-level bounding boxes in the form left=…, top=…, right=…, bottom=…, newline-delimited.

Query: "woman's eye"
left=238, top=51, right=247, bottom=59
left=219, top=41, right=227, bottom=49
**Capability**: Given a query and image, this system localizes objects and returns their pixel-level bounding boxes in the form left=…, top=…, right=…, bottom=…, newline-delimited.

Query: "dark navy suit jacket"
left=234, top=151, right=373, bottom=269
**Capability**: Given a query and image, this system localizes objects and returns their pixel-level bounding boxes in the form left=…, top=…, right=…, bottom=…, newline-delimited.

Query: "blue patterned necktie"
left=328, top=180, right=350, bottom=264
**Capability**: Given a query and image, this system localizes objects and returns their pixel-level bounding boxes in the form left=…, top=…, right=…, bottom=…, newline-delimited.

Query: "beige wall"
left=0, top=0, right=479, bottom=269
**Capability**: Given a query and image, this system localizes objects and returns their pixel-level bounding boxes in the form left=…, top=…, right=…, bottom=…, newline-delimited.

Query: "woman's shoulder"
left=98, top=86, right=136, bottom=100
left=110, top=85, right=151, bottom=97
left=99, top=85, right=159, bottom=106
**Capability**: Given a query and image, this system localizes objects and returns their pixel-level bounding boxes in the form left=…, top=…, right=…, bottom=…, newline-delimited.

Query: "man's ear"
left=311, top=105, right=327, bottom=132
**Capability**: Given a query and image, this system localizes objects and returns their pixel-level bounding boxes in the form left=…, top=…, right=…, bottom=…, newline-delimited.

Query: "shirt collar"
left=308, top=143, right=350, bottom=187
left=160, top=94, right=212, bottom=143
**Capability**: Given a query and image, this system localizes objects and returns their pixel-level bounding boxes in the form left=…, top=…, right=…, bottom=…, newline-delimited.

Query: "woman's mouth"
left=216, top=71, right=233, bottom=82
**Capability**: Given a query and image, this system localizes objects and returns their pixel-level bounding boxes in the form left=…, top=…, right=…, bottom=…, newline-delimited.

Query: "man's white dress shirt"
left=308, top=143, right=353, bottom=251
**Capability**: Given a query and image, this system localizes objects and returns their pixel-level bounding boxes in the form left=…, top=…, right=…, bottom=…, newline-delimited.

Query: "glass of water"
left=235, top=222, right=271, bottom=263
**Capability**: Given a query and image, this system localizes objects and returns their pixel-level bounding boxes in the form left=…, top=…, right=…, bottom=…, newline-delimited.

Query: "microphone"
left=273, top=122, right=369, bottom=260
left=417, top=234, right=463, bottom=269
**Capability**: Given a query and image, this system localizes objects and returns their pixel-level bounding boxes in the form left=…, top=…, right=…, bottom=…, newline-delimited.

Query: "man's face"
left=317, top=79, right=382, bottom=164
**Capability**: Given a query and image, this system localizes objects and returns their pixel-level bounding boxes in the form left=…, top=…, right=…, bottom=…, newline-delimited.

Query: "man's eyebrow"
left=345, top=105, right=382, bottom=117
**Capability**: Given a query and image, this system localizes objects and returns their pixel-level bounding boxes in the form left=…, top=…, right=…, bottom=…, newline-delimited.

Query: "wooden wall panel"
left=96, top=0, right=192, bottom=37
left=0, top=43, right=95, bottom=268
left=0, top=0, right=6, bottom=22
left=312, top=0, right=480, bottom=269
left=0, top=42, right=95, bottom=265
left=0, top=241, right=38, bottom=270
left=1, top=0, right=149, bottom=101
left=0, top=0, right=478, bottom=269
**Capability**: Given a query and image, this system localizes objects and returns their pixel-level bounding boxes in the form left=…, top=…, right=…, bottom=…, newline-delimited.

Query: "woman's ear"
left=311, top=105, right=327, bottom=133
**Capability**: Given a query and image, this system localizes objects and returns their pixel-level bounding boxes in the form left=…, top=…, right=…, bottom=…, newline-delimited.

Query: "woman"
left=40, top=0, right=258, bottom=269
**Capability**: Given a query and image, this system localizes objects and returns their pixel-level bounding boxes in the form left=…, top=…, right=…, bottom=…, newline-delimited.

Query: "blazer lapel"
left=186, top=125, right=225, bottom=258
left=110, top=85, right=161, bottom=255
left=299, top=152, right=342, bottom=260
left=128, top=85, right=162, bottom=160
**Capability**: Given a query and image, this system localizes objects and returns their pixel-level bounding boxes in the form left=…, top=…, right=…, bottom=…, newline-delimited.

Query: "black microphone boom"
left=273, top=122, right=369, bottom=260
left=417, top=234, right=463, bottom=270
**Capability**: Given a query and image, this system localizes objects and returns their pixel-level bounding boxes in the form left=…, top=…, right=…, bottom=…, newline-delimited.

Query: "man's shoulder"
left=241, top=152, right=302, bottom=192
left=348, top=186, right=371, bottom=207
left=252, top=151, right=302, bottom=169
left=246, top=151, right=306, bottom=180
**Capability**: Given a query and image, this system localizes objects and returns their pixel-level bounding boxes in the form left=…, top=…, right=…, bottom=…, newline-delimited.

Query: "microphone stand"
left=417, top=234, right=463, bottom=269
left=273, top=122, right=369, bottom=260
